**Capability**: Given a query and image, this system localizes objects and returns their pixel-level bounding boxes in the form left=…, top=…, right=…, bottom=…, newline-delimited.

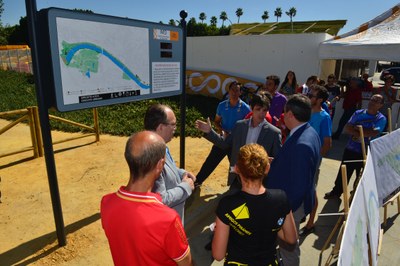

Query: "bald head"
left=125, top=131, right=166, bottom=181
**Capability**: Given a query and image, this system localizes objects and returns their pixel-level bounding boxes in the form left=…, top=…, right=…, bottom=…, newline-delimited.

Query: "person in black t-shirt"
left=212, top=144, right=297, bottom=266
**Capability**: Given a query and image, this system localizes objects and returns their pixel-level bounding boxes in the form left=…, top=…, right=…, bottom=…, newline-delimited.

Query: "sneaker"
left=324, top=191, right=340, bottom=200
left=299, top=226, right=315, bottom=236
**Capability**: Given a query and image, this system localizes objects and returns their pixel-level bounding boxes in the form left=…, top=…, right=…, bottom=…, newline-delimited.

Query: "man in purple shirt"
left=264, top=75, right=287, bottom=126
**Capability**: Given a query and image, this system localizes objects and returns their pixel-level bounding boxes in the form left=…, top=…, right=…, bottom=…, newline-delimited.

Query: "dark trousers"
left=332, top=148, right=364, bottom=195
left=196, top=144, right=230, bottom=185
left=333, top=108, right=356, bottom=137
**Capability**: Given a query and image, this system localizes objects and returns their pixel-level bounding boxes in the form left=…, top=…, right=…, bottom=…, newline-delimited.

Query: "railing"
left=0, top=107, right=41, bottom=158
left=0, top=107, right=99, bottom=159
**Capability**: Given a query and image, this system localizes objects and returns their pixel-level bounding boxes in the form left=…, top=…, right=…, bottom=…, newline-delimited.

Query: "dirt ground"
left=0, top=119, right=229, bottom=265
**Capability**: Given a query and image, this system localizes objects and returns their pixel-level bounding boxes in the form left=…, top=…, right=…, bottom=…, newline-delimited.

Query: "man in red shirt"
left=101, top=131, right=192, bottom=266
left=332, top=77, right=362, bottom=139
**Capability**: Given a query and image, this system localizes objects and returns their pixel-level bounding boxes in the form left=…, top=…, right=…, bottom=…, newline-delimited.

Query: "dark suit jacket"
left=205, top=119, right=282, bottom=184
left=265, top=123, right=321, bottom=215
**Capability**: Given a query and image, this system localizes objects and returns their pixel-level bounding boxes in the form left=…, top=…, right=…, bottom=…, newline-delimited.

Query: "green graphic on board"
left=59, top=41, right=150, bottom=89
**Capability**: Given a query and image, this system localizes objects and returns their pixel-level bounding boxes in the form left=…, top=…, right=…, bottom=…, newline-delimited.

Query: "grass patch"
left=0, top=70, right=220, bottom=137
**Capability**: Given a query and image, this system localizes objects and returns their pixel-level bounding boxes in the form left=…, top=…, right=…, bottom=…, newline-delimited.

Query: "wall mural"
left=186, top=70, right=262, bottom=99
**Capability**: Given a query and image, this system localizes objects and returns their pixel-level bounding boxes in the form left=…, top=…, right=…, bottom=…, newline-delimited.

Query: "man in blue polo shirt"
left=195, top=81, right=251, bottom=186
left=325, top=94, right=387, bottom=199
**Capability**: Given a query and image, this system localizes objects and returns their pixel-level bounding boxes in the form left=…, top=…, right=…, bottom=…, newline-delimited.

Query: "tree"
left=261, top=11, right=269, bottom=23
left=210, top=16, right=217, bottom=27
left=7, top=16, right=28, bottom=45
left=285, top=7, right=297, bottom=32
left=235, top=8, right=243, bottom=23
left=274, top=7, right=282, bottom=22
left=199, top=12, right=206, bottom=24
left=168, top=19, right=176, bottom=26
left=219, top=11, right=228, bottom=27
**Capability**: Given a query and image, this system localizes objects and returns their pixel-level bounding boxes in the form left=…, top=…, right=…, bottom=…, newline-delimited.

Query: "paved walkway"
left=185, top=135, right=400, bottom=265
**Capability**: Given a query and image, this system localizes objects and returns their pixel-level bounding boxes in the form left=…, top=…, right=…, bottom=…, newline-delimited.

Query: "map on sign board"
left=56, top=17, right=150, bottom=105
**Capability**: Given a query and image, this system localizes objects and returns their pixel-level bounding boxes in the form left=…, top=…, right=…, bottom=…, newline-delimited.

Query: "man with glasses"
left=144, top=104, right=196, bottom=223
left=325, top=94, right=387, bottom=199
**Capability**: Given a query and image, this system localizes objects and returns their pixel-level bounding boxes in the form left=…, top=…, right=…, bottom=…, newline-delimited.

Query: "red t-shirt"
left=101, top=187, right=190, bottom=266
left=342, top=88, right=362, bottom=110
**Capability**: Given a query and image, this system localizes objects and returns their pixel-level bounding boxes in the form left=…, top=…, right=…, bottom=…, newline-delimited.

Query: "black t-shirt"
left=216, top=189, right=290, bottom=265
left=325, top=84, right=341, bottom=98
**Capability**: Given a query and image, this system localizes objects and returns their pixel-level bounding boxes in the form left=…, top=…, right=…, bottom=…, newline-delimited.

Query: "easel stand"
left=320, top=165, right=350, bottom=266
left=382, top=188, right=400, bottom=227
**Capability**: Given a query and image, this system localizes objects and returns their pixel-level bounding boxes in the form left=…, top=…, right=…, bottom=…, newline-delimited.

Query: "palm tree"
left=199, top=12, right=206, bottom=24
left=285, top=7, right=297, bottom=32
left=274, top=7, right=282, bottom=22
left=168, top=19, right=176, bottom=26
left=210, top=16, right=217, bottom=27
left=261, top=11, right=269, bottom=23
left=220, top=11, right=228, bottom=27
left=236, top=8, right=243, bottom=23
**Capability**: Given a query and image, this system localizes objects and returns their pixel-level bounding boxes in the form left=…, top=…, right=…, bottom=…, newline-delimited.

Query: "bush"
left=0, top=70, right=219, bottom=137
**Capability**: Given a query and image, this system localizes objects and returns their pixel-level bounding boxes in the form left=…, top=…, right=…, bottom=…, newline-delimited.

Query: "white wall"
left=187, top=33, right=331, bottom=85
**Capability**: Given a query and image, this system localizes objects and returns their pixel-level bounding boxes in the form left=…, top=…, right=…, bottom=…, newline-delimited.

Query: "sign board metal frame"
left=39, top=8, right=183, bottom=112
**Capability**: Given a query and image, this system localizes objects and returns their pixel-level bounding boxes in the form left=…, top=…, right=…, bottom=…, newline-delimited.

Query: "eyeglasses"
left=370, top=98, right=382, bottom=104
left=163, top=122, right=177, bottom=127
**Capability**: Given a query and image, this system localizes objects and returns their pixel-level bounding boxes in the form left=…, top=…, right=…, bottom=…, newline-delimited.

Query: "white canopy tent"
left=319, top=3, right=400, bottom=61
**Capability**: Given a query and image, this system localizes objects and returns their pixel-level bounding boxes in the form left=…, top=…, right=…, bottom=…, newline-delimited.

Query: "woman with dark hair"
left=212, top=144, right=297, bottom=266
left=279, top=70, right=298, bottom=96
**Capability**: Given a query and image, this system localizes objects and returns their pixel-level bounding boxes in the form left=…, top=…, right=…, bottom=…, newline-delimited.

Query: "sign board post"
left=25, top=0, right=66, bottom=246
left=179, top=10, right=187, bottom=169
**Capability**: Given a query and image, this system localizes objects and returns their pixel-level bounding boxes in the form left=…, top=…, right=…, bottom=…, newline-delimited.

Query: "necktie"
left=166, top=147, right=174, bottom=162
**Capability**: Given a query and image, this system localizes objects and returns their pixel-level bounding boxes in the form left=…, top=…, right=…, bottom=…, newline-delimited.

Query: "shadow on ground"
left=0, top=213, right=100, bottom=265
left=184, top=187, right=227, bottom=265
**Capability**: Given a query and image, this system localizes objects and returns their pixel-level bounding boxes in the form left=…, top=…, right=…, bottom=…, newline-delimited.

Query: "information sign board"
left=39, top=8, right=183, bottom=111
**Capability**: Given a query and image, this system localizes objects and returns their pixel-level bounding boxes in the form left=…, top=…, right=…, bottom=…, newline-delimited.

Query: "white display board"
left=40, top=8, right=183, bottom=111
left=370, top=128, right=400, bottom=206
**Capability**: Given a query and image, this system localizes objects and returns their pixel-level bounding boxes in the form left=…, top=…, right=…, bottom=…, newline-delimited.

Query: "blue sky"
left=2, top=0, right=400, bottom=35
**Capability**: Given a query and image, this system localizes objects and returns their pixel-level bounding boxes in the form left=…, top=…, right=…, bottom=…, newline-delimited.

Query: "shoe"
left=324, top=191, right=340, bottom=200
left=299, top=226, right=315, bottom=236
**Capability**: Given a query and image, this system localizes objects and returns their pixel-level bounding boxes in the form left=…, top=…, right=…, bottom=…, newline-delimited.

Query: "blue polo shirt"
left=216, top=99, right=251, bottom=132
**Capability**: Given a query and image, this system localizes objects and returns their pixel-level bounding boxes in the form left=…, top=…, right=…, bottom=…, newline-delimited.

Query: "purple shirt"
left=269, top=92, right=287, bottom=126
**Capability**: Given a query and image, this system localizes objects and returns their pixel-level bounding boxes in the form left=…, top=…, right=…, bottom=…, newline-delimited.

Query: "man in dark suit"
left=265, top=94, right=321, bottom=266
left=195, top=93, right=282, bottom=186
